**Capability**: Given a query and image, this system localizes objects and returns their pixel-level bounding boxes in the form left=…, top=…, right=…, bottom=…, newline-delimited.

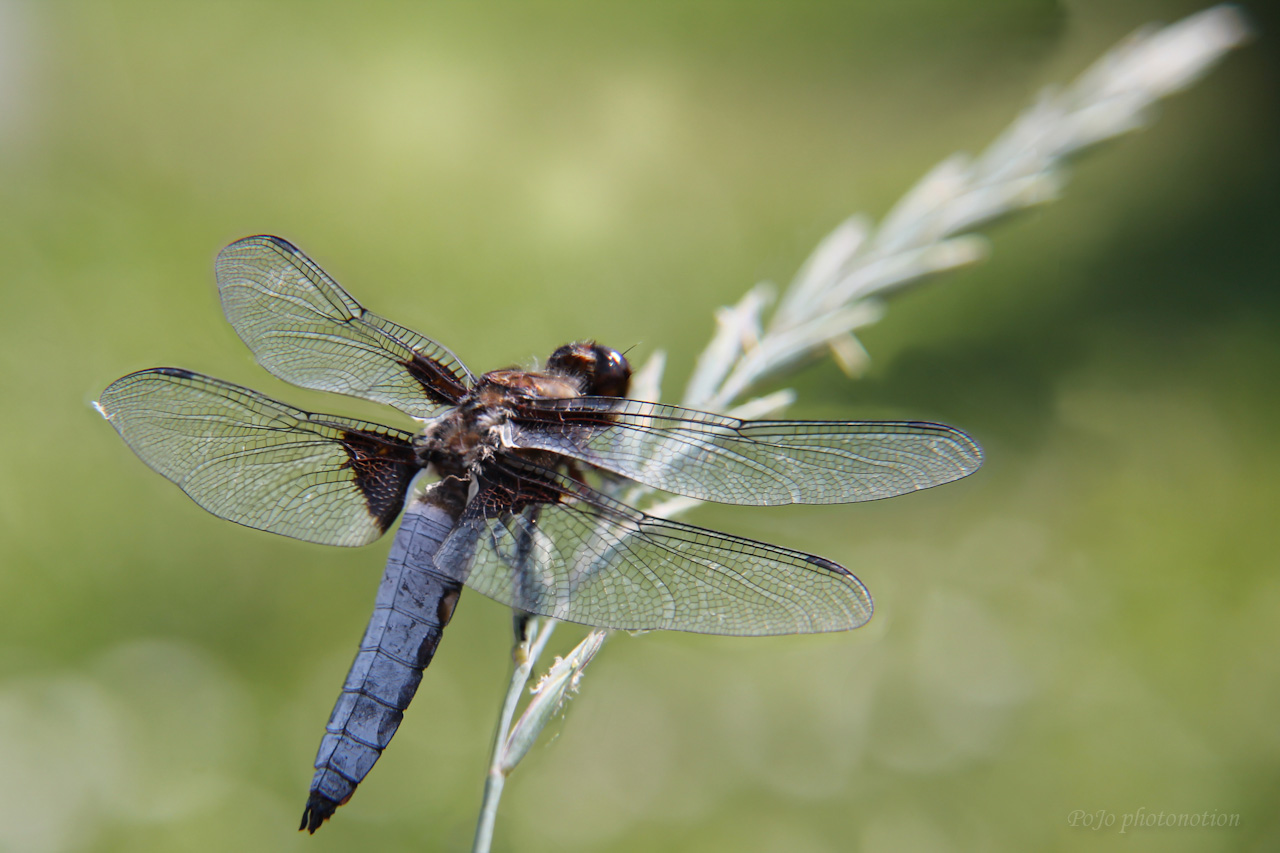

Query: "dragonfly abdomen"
left=301, top=497, right=464, bottom=833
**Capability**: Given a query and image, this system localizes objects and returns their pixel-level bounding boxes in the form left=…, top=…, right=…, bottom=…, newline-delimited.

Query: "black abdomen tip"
left=300, top=793, right=341, bottom=834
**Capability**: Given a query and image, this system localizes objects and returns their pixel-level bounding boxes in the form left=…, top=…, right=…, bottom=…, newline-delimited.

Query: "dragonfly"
left=96, top=235, right=982, bottom=832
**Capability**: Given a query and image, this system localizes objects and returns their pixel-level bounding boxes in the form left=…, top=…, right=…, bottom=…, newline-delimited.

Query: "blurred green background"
left=2, top=1, right=1277, bottom=851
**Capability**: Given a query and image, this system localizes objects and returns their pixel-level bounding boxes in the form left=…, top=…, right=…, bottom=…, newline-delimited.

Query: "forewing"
left=508, top=397, right=982, bottom=505
left=436, top=461, right=872, bottom=636
left=216, top=235, right=472, bottom=418
left=97, top=368, right=420, bottom=546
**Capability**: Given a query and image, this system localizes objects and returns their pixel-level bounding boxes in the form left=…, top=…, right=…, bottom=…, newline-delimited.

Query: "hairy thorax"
left=416, top=369, right=583, bottom=481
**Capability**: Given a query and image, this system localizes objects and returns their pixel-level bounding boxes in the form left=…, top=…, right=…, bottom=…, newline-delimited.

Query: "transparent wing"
left=97, top=368, right=420, bottom=546
left=216, top=235, right=473, bottom=418
left=506, top=397, right=983, bottom=506
left=437, top=460, right=872, bottom=636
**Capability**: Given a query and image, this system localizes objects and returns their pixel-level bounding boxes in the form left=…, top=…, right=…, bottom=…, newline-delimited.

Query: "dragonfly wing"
left=217, top=235, right=472, bottom=418
left=509, top=397, right=982, bottom=505
left=97, top=368, right=420, bottom=546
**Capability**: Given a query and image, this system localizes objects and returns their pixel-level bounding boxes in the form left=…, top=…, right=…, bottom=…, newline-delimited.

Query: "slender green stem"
left=472, top=617, right=556, bottom=853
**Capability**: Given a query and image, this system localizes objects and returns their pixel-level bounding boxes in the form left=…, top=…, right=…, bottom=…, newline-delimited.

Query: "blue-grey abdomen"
left=301, top=497, right=463, bottom=833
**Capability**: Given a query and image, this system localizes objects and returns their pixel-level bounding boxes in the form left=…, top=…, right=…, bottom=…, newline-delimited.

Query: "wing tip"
left=934, top=423, right=984, bottom=478
left=217, top=235, right=303, bottom=278
left=803, top=554, right=875, bottom=631
left=98, top=368, right=196, bottom=415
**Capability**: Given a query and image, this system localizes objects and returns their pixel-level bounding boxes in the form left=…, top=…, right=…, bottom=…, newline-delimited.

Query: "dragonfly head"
left=545, top=341, right=632, bottom=399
